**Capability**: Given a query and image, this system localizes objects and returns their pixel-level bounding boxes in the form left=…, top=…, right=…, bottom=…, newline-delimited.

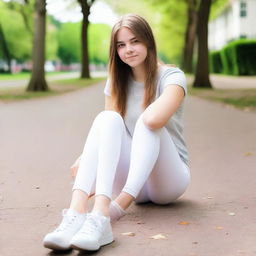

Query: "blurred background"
left=0, top=0, right=255, bottom=95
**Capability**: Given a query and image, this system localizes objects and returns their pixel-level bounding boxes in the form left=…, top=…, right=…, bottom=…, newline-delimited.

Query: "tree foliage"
left=56, top=22, right=111, bottom=65
left=1, top=0, right=229, bottom=78
left=153, top=1, right=187, bottom=64
left=57, top=22, right=81, bottom=64
left=5, top=0, right=34, bottom=35
left=210, top=0, right=229, bottom=19
left=0, top=1, right=32, bottom=61
left=88, top=23, right=111, bottom=65
left=45, top=16, right=58, bottom=60
left=0, top=1, right=58, bottom=62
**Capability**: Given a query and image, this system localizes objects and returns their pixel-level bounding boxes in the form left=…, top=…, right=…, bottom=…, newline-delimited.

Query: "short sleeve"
left=160, top=67, right=187, bottom=95
left=104, top=78, right=111, bottom=96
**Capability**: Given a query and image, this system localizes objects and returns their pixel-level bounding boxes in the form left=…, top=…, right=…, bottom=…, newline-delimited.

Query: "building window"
left=240, top=1, right=247, bottom=17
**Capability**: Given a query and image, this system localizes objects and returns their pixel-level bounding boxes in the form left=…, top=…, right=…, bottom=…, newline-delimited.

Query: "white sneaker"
left=43, top=209, right=86, bottom=250
left=71, top=211, right=114, bottom=251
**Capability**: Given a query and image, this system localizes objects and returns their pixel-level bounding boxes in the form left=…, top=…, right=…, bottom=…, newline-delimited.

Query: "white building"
left=209, top=0, right=256, bottom=50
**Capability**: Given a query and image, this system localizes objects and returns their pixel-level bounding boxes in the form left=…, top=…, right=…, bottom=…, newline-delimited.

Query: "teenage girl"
left=43, top=13, right=190, bottom=251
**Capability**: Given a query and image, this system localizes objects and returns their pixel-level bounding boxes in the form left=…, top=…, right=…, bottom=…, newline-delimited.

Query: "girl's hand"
left=70, top=155, right=82, bottom=179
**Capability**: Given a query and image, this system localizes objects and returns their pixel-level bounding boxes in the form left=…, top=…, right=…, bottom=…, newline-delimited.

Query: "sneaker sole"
left=44, top=241, right=71, bottom=251
left=71, top=235, right=114, bottom=251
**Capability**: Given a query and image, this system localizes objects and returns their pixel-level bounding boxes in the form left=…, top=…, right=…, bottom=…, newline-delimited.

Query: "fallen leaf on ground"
left=244, top=152, right=253, bottom=156
left=179, top=221, right=190, bottom=225
left=121, top=232, right=136, bottom=236
left=228, top=212, right=236, bottom=216
left=150, top=234, right=167, bottom=240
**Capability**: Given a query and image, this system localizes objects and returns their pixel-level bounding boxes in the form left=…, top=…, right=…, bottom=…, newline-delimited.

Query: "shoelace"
left=79, top=214, right=103, bottom=235
left=55, top=209, right=77, bottom=232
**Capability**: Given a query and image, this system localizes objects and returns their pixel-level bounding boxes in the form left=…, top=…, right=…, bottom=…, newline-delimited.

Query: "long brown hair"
left=108, top=14, right=158, bottom=117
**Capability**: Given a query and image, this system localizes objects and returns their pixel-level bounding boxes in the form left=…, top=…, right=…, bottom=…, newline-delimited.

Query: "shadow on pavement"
left=47, top=249, right=73, bottom=255
left=134, top=198, right=199, bottom=211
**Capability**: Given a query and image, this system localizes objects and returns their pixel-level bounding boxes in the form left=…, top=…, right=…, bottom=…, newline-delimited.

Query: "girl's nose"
left=126, top=44, right=133, bottom=53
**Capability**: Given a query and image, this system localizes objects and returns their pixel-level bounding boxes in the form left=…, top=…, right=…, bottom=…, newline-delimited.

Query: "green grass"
left=221, top=97, right=256, bottom=108
left=55, top=77, right=103, bottom=86
left=0, top=90, right=57, bottom=100
left=0, top=77, right=106, bottom=101
left=189, top=87, right=256, bottom=111
left=0, top=71, right=74, bottom=80
left=0, top=72, right=30, bottom=80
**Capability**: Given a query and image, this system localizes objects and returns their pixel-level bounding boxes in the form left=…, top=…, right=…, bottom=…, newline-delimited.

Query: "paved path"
left=0, top=81, right=256, bottom=256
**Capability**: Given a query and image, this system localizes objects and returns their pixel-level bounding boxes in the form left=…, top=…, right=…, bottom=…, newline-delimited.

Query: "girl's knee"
left=97, top=110, right=122, bottom=120
left=136, top=113, right=147, bottom=127
left=134, top=113, right=162, bottom=136
left=95, top=110, right=123, bottom=125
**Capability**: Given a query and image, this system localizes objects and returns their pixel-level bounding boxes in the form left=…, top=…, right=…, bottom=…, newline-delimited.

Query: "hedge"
left=210, top=50, right=223, bottom=73
left=210, top=39, right=256, bottom=75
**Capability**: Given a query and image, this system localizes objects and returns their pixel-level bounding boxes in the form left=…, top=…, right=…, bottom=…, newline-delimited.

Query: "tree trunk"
left=78, top=0, right=95, bottom=79
left=181, top=0, right=198, bottom=73
left=0, top=23, right=11, bottom=73
left=27, top=0, right=48, bottom=91
left=193, top=0, right=212, bottom=88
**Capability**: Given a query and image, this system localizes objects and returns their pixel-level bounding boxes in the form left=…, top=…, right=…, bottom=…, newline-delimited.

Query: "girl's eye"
left=132, top=39, right=139, bottom=43
left=117, top=43, right=125, bottom=48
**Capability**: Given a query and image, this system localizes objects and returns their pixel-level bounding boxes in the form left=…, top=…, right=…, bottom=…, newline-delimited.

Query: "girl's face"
left=116, top=27, right=148, bottom=69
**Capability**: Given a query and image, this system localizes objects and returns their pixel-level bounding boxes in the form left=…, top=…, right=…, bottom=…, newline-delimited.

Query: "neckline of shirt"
left=130, top=65, right=177, bottom=87
left=130, top=77, right=144, bottom=87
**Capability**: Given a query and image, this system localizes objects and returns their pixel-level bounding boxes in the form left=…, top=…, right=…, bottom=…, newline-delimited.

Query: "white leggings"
left=73, top=111, right=190, bottom=204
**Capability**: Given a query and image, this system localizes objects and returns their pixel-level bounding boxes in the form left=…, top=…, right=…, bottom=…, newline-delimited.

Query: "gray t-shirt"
left=104, top=65, right=188, bottom=165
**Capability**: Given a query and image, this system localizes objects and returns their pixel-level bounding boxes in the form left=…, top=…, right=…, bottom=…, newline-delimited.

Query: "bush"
left=210, top=39, right=256, bottom=75
left=220, top=42, right=237, bottom=75
left=210, top=50, right=222, bottom=73
left=236, top=41, right=256, bottom=75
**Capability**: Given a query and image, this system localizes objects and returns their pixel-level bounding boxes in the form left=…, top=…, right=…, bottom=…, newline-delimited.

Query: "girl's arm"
left=142, top=85, right=185, bottom=130
left=105, top=95, right=117, bottom=111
